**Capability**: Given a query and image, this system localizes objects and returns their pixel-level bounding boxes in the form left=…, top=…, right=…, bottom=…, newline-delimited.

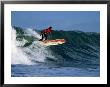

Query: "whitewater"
left=11, top=26, right=100, bottom=77
left=11, top=28, right=55, bottom=65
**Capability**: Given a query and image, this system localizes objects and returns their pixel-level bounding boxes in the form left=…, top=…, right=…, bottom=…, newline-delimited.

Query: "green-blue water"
left=11, top=26, right=100, bottom=77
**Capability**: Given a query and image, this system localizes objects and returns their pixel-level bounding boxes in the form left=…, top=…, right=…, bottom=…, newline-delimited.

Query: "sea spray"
left=11, top=27, right=55, bottom=64
left=11, top=28, right=32, bottom=64
left=24, top=28, right=41, bottom=39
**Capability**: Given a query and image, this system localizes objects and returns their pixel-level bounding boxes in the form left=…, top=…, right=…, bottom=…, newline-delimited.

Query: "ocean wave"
left=12, top=26, right=100, bottom=68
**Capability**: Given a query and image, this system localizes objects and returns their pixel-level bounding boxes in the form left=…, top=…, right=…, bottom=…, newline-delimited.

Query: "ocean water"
left=11, top=64, right=99, bottom=77
left=11, top=26, right=100, bottom=77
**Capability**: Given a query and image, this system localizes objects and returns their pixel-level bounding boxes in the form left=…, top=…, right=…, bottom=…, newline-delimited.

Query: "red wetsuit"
left=42, top=27, right=52, bottom=34
left=39, top=26, right=52, bottom=41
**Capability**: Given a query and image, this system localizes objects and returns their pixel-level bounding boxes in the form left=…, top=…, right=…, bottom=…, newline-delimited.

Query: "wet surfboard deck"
left=39, top=39, right=65, bottom=46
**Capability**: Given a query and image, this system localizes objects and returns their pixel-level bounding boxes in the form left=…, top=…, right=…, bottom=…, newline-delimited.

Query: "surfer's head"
left=49, top=26, right=52, bottom=29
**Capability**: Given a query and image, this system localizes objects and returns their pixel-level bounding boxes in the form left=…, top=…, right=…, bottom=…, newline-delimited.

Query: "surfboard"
left=39, top=39, right=65, bottom=46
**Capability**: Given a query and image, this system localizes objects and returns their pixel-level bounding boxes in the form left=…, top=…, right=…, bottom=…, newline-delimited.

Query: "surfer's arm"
left=40, top=31, right=44, bottom=35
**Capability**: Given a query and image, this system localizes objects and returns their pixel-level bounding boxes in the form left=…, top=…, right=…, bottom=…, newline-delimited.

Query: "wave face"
left=12, top=26, right=100, bottom=68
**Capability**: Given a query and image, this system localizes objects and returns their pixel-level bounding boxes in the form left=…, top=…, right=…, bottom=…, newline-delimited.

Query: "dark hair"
left=49, top=26, right=52, bottom=29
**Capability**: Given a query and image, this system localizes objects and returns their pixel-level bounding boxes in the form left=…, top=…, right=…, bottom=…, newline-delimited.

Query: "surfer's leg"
left=44, top=34, right=48, bottom=40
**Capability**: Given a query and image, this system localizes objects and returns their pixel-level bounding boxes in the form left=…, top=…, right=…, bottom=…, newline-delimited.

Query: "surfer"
left=39, top=26, right=52, bottom=41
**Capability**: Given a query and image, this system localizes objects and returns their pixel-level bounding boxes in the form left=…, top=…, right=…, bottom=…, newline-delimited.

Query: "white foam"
left=24, top=28, right=41, bottom=39
left=11, top=29, right=33, bottom=64
left=11, top=28, right=55, bottom=65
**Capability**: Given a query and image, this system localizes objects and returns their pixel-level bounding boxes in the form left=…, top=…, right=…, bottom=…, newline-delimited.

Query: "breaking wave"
left=11, top=27, right=55, bottom=65
left=11, top=26, right=100, bottom=69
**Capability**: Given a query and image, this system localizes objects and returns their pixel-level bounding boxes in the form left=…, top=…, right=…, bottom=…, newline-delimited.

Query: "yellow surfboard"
left=39, top=39, right=65, bottom=46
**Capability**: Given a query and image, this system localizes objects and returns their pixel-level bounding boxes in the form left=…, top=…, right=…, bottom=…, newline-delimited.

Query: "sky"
left=11, top=11, right=100, bottom=32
